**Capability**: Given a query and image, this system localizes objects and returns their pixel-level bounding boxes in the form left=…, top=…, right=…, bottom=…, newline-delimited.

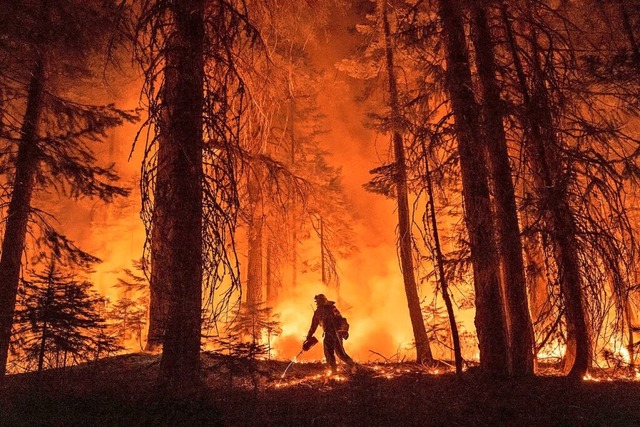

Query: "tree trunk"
left=423, top=143, right=463, bottom=373
left=320, top=218, right=327, bottom=285
left=551, top=210, right=589, bottom=379
left=500, top=2, right=590, bottom=379
left=626, top=298, right=635, bottom=367
left=145, top=111, right=173, bottom=351
left=522, top=226, right=552, bottom=369
left=246, top=167, right=264, bottom=307
left=0, top=56, right=46, bottom=377
left=522, top=226, right=550, bottom=326
left=289, top=99, right=298, bottom=289
left=158, top=0, right=205, bottom=389
left=437, top=0, right=509, bottom=376
left=379, top=0, right=434, bottom=364
left=265, top=239, right=276, bottom=306
left=471, top=3, right=534, bottom=376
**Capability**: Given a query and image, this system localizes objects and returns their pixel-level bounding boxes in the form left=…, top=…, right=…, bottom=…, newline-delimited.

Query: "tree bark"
left=500, top=2, right=590, bottom=379
left=158, top=0, right=205, bottom=388
left=265, top=239, right=276, bottom=306
left=289, top=99, right=298, bottom=289
left=522, top=226, right=550, bottom=326
left=246, top=167, right=264, bottom=307
left=145, top=105, right=172, bottom=351
left=522, top=225, right=552, bottom=369
left=379, top=0, right=434, bottom=364
left=320, top=218, right=327, bottom=285
left=471, top=3, right=534, bottom=376
left=437, top=0, right=509, bottom=376
left=0, top=56, right=46, bottom=377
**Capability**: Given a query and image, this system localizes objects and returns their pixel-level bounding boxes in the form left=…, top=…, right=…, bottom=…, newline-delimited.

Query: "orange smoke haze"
left=266, top=72, right=426, bottom=362
left=42, top=5, right=628, bottom=371
left=42, top=6, right=476, bottom=365
left=42, top=74, right=146, bottom=298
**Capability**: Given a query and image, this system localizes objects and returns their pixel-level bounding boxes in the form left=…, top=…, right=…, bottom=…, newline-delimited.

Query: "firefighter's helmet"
left=314, top=294, right=328, bottom=304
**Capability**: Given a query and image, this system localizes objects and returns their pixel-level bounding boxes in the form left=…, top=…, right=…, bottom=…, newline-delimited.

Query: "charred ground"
left=1, top=353, right=640, bottom=426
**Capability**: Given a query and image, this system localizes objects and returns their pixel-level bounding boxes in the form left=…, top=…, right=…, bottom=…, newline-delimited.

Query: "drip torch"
left=281, top=336, right=318, bottom=379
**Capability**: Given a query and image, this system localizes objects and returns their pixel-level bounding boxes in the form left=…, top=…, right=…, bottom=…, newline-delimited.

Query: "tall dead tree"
left=436, top=0, right=509, bottom=375
left=379, top=0, right=434, bottom=364
left=422, top=140, right=463, bottom=373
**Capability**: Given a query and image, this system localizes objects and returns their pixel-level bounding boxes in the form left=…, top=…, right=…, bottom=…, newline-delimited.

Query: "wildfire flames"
left=274, top=363, right=445, bottom=389
left=4, top=0, right=640, bottom=391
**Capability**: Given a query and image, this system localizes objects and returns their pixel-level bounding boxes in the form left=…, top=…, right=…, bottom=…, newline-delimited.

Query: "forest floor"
left=1, top=352, right=640, bottom=426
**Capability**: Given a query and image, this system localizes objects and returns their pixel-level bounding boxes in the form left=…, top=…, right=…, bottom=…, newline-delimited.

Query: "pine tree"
left=470, top=2, right=534, bottom=376
left=135, top=0, right=261, bottom=387
left=377, top=0, right=434, bottom=365
left=435, top=0, right=509, bottom=376
left=155, top=0, right=205, bottom=387
left=12, top=261, right=115, bottom=373
left=235, top=1, right=355, bottom=308
left=0, top=0, right=134, bottom=377
left=422, top=142, right=463, bottom=373
left=499, top=1, right=590, bottom=379
left=108, top=262, right=148, bottom=349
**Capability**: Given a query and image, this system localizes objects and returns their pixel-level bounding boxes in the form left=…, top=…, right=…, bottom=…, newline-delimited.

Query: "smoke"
left=269, top=44, right=427, bottom=362
left=270, top=247, right=419, bottom=362
left=40, top=76, right=146, bottom=297
left=46, top=2, right=456, bottom=364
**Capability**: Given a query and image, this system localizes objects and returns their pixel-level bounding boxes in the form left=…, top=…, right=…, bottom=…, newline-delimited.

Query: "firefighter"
left=305, top=294, right=356, bottom=375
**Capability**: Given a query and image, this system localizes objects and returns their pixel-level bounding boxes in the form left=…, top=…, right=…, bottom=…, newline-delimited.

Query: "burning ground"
left=2, top=353, right=640, bottom=425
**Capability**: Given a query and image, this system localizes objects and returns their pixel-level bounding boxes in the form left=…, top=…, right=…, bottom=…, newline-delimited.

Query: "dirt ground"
left=1, top=353, right=640, bottom=426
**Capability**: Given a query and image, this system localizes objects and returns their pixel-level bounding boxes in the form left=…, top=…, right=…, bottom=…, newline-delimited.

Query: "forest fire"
left=274, top=370, right=347, bottom=389
left=273, top=362, right=447, bottom=390
left=2, top=0, right=640, bottom=424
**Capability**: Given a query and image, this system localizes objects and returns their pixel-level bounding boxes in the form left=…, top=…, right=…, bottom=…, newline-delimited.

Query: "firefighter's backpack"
left=331, top=305, right=350, bottom=340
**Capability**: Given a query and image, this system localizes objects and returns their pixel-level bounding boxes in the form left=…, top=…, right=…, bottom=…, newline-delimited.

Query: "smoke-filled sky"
left=46, top=1, right=468, bottom=363
left=258, top=3, right=464, bottom=362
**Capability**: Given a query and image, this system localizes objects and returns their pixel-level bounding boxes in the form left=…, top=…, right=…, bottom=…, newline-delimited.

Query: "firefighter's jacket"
left=306, top=301, right=342, bottom=339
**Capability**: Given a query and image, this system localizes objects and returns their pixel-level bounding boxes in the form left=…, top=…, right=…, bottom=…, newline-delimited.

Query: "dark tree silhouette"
left=0, top=0, right=134, bottom=377
left=470, top=3, right=534, bottom=376
left=135, top=0, right=263, bottom=387
left=151, top=0, right=205, bottom=387
left=12, top=261, right=116, bottom=373
left=108, top=262, right=148, bottom=349
left=436, top=0, right=509, bottom=376
left=421, top=140, right=463, bottom=373
left=500, top=2, right=590, bottom=379
left=378, top=0, right=434, bottom=365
